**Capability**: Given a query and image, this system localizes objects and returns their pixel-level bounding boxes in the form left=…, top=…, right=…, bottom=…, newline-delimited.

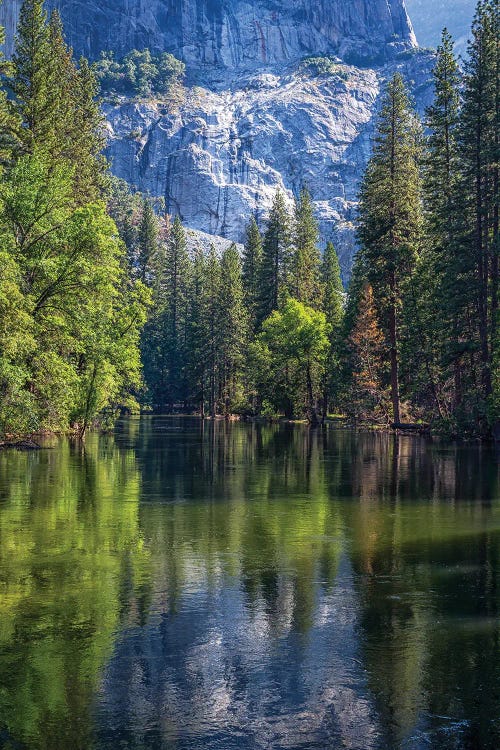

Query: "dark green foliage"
left=94, top=49, right=185, bottom=98
left=141, top=216, right=190, bottom=411
left=321, top=242, right=345, bottom=413
left=137, top=198, right=160, bottom=283
left=416, top=29, right=463, bottom=422
left=217, top=245, right=249, bottom=415
left=292, top=187, right=322, bottom=308
left=10, top=0, right=51, bottom=151
left=258, top=190, right=292, bottom=324
left=454, top=0, right=499, bottom=430
left=298, top=57, right=349, bottom=80
left=344, top=4, right=499, bottom=436
left=1, top=0, right=498, bottom=436
left=242, top=216, right=263, bottom=331
left=357, top=73, right=423, bottom=424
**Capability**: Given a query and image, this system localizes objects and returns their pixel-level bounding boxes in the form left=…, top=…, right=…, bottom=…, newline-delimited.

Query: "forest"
left=0, top=0, right=498, bottom=439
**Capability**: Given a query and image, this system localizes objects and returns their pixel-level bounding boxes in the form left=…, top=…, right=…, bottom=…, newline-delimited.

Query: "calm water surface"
left=1, top=418, right=500, bottom=750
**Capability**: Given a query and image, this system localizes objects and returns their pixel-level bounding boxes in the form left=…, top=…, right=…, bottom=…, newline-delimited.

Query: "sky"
left=405, top=0, right=477, bottom=52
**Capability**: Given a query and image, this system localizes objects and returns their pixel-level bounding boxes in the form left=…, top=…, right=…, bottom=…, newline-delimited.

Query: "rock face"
left=105, top=52, right=433, bottom=276
left=1, top=0, right=433, bottom=276
left=1, top=0, right=416, bottom=65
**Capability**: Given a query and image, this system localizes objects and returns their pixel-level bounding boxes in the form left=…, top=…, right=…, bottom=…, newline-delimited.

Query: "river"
left=1, top=417, right=499, bottom=750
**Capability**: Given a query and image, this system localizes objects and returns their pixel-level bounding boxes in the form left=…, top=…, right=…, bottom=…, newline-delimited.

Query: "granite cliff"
left=1, top=0, right=433, bottom=274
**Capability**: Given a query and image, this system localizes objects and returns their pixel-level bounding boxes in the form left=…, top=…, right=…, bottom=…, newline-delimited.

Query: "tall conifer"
left=292, top=187, right=322, bottom=307
left=242, top=216, right=263, bottom=330
left=218, top=244, right=249, bottom=414
left=358, top=74, right=423, bottom=424
left=258, top=190, right=292, bottom=323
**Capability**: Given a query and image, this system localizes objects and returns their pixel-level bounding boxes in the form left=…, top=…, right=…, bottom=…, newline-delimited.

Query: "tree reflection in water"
left=0, top=419, right=499, bottom=749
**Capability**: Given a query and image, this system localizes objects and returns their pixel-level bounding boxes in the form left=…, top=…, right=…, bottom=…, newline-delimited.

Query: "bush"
left=94, top=49, right=185, bottom=99
left=298, top=57, right=349, bottom=80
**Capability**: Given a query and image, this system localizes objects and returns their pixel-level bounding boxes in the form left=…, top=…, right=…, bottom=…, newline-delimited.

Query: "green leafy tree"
left=0, top=155, right=149, bottom=437
left=250, top=298, right=330, bottom=424
left=358, top=73, right=423, bottom=424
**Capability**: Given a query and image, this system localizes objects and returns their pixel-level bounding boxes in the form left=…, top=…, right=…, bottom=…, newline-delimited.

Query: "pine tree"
left=70, top=56, right=108, bottom=201
left=417, top=28, right=463, bottom=420
left=358, top=74, right=423, bottom=425
left=292, top=187, right=322, bottom=307
left=186, top=247, right=208, bottom=415
left=204, top=246, right=222, bottom=417
left=242, top=216, right=262, bottom=330
left=10, top=0, right=52, bottom=153
left=164, top=216, right=189, bottom=407
left=348, top=283, right=389, bottom=423
left=137, top=199, right=160, bottom=283
left=322, top=242, right=344, bottom=335
left=141, top=215, right=189, bottom=410
left=0, top=22, right=19, bottom=168
left=258, top=190, right=292, bottom=323
left=456, top=0, right=499, bottom=426
left=217, top=244, right=249, bottom=415
left=321, top=242, right=344, bottom=415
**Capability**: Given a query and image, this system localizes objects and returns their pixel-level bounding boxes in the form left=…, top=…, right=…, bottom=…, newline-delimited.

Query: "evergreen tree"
left=0, top=22, right=19, bottom=168
left=321, top=242, right=344, bottom=415
left=348, top=283, right=389, bottom=423
left=455, top=0, right=499, bottom=428
left=322, top=242, right=344, bottom=336
left=143, top=215, right=190, bottom=410
left=258, top=190, right=292, bottom=323
left=70, top=56, right=108, bottom=201
left=415, top=29, right=463, bottom=422
left=358, top=74, right=423, bottom=424
left=204, top=246, right=222, bottom=417
left=217, top=244, right=249, bottom=415
left=10, top=0, right=52, bottom=153
left=137, top=198, right=160, bottom=283
left=242, top=216, right=263, bottom=330
left=186, top=247, right=208, bottom=416
left=292, top=187, right=322, bottom=307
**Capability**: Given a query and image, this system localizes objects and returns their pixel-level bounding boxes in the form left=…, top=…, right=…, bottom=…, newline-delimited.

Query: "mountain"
left=0, top=0, right=433, bottom=276
left=406, top=0, right=475, bottom=53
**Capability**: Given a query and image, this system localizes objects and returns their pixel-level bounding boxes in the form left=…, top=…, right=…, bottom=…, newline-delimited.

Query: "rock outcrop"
left=1, top=1, right=433, bottom=276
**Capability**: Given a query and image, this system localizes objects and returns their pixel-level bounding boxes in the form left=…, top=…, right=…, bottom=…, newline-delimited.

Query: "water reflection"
left=0, top=419, right=499, bottom=749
